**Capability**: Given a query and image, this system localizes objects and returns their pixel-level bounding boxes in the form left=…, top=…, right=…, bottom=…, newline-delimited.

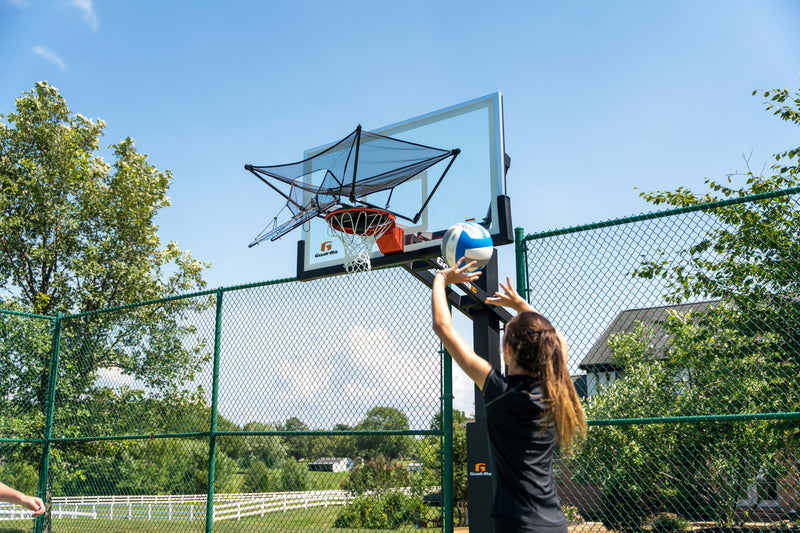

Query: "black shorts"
left=493, top=516, right=569, bottom=533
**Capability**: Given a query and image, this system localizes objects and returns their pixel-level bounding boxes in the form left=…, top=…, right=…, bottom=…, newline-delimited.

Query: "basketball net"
left=325, top=208, right=400, bottom=273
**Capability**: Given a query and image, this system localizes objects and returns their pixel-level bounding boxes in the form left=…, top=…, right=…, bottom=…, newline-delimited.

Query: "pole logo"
left=469, top=462, right=491, bottom=477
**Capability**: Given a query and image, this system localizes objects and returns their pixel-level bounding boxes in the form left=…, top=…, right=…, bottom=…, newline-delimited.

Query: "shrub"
left=601, top=483, right=649, bottom=533
left=243, top=460, right=281, bottom=492
left=341, top=456, right=410, bottom=495
left=383, top=491, right=425, bottom=528
left=651, top=513, right=689, bottom=533
left=563, top=504, right=584, bottom=523
left=333, top=495, right=388, bottom=529
left=280, top=457, right=308, bottom=491
left=333, top=492, right=425, bottom=530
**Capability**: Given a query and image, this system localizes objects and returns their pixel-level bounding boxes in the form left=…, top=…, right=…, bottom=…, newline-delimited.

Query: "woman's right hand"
left=436, top=258, right=482, bottom=285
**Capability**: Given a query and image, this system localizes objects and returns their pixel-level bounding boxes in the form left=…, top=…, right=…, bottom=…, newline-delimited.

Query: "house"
left=307, top=457, right=354, bottom=472
left=578, top=301, right=715, bottom=397
left=568, top=299, right=797, bottom=521
left=571, top=374, right=587, bottom=399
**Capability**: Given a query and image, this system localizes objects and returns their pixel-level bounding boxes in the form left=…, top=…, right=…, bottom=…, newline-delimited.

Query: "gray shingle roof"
left=579, top=301, right=717, bottom=371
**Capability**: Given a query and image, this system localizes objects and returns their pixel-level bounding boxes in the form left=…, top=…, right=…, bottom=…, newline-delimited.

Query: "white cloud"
left=69, top=0, right=99, bottom=31
left=342, top=324, right=439, bottom=402
left=95, top=367, right=133, bottom=388
left=32, top=45, right=67, bottom=70
left=276, top=359, right=333, bottom=402
left=451, top=366, right=476, bottom=418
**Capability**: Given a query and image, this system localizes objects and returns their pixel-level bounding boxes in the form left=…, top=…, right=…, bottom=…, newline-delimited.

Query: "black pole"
left=466, top=250, right=501, bottom=533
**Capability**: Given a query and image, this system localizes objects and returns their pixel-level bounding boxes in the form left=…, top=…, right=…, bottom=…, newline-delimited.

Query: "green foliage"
left=240, top=422, right=288, bottom=468
left=332, top=492, right=425, bottom=529
left=600, top=481, right=652, bottom=533
left=243, top=460, right=281, bottom=492
left=576, top=79, right=800, bottom=529
left=0, top=82, right=209, bottom=316
left=341, top=457, right=410, bottom=495
left=562, top=504, right=584, bottom=523
left=0, top=455, right=38, bottom=495
left=279, top=417, right=313, bottom=460
left=354, top=406, right=412, bottom=459
left=0, top=84, right=213, bottom=506
left=429, top=408, right=468, bottom=431
left=47, top=437, right=241, bottom=496
left=280, top=457, right=308, bottom=491
left=420, top=409, right=468, bottom=525
left=651, top=513, right=690, bottom=533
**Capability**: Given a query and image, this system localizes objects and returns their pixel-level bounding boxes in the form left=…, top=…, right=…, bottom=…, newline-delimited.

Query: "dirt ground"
left=453, top=522, right=798, bottom=533
left=453, top=523, right=609, bottom=532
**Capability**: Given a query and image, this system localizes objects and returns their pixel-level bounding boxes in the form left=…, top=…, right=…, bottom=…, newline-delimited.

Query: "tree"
left=429, top=408, right=468, bottom=432
left=0, top=83, right=210, bottom=528
left=0, top=82, right=208, bottom=316
left=280, top=417, right=313, bottom=460
left=634, top=83, right=800, bottom=426
left=572, top=321, right=780, bottom=528
left=280, top=457, right=308, bottom=491
left=572, top=81, right=800, bottom=528
left=0, top=82, right=210, bottom=418
left=240, top=422, right=288, bottom=468
left=424, top=409, right=469, bottom=527
left=354, top=406, right=412, bottom=459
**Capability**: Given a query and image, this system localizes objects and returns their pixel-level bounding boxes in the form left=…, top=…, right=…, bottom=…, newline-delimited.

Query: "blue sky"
left=3, top=1, right=800, bottom=420
left=2, top=0, right=799, bottom=287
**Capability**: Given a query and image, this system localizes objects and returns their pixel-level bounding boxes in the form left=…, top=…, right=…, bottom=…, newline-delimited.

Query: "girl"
left=431, top=260, right=586, bottom=533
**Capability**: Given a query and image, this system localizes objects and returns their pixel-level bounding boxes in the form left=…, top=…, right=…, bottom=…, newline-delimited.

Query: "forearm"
left=0, top=483, right=27, bottom=506
left=0, top=482, right=44, bottom=517
left=431, top=272, right=452, bottom=332
left=431, top=271, right=490, bottom=389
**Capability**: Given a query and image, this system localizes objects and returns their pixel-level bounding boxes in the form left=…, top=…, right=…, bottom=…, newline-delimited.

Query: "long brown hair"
left=503, top=312, right=587, bottom=454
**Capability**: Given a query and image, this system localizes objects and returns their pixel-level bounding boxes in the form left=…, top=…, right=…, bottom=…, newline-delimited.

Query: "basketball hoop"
left=325, top=208, right=404, bottom=273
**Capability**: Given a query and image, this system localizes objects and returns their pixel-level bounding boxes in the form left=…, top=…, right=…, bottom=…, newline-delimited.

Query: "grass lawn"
left=0, top=504, right=442, bottom=532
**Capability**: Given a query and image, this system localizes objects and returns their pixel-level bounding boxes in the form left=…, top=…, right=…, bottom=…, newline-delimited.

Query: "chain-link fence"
left=0, top=268, right=451, bottom=532
left=517, top=188, right=800, bottom=532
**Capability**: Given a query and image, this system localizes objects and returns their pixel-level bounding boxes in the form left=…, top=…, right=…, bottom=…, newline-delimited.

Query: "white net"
left=326, top=209, right=395, bottom=273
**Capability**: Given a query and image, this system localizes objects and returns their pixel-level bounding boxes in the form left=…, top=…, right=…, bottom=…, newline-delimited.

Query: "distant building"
left=307, top=457, right=354, bottom=472
left=578, top=301, right=716, bottom=397
left=571, top=374, right=587, bottom=399
left=405, top=462, right=423, bottom=472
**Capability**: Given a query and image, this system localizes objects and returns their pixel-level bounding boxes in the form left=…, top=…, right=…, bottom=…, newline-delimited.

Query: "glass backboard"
left=298, top=92, right=511, bottom=280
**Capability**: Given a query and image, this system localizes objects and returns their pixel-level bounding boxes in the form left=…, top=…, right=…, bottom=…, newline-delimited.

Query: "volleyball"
left=441, top=222, right=494, bottom=272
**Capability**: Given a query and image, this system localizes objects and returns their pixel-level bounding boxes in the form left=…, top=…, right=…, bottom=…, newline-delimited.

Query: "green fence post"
left=36, top=314, right=62, bottom=533
left=441, top=343, right=454, bottom=533
left=205, top=290, right=224, bottom=533
left=514, top=227, right=529, bottom=300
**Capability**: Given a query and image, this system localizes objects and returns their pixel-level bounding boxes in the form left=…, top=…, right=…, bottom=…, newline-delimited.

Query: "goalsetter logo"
left=469, top=462, right=491, bottom=477
left=315, top=241, right=339, bottom=258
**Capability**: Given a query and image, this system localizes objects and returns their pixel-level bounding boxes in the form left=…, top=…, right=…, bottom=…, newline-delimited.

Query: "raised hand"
left=436, top=257, right=483, bottom=285
left=485, top=276, right=532, bottom=313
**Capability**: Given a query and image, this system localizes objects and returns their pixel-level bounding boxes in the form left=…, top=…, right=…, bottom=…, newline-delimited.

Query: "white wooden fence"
left=0, top=490, right=353, bottom=522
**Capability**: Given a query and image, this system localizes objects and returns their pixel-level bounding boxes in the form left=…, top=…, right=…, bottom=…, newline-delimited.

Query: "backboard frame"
left=296, top=92, right=512, bottom=281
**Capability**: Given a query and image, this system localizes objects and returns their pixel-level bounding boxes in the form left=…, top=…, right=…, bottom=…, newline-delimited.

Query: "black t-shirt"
left=482, top=368, right=566, bottom=526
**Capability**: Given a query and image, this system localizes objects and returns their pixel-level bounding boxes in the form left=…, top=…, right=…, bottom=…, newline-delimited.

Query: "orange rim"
left=325, top=208, right=395, bottom=236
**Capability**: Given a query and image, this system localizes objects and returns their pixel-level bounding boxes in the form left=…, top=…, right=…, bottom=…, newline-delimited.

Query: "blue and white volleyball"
left=441, top=222, right=494, bottom=272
